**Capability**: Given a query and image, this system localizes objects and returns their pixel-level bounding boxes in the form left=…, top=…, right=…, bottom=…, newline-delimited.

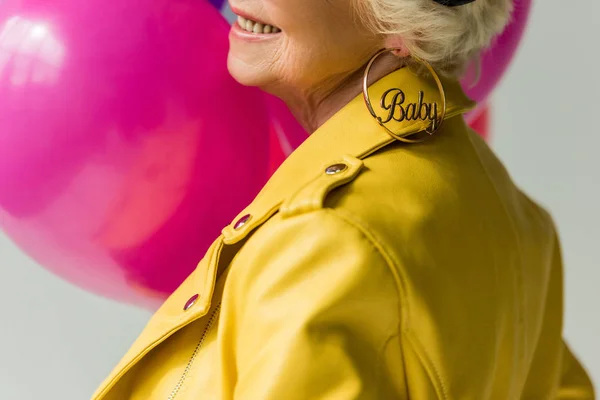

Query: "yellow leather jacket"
left=92, top=68, right=594, bottom=399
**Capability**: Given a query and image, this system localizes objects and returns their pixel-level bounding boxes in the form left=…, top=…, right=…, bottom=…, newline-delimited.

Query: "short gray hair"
left=355, top=0, right=514, bottom=77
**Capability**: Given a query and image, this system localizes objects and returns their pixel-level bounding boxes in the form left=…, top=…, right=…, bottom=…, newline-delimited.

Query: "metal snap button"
left=325, top=163, right=348, bottom=175
left=184, top=294, right=199, bottom=311
left=234, top=214, right=251, bottom=230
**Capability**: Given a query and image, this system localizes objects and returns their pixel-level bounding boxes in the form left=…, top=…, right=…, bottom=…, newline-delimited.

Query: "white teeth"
left=237, top=15, right=280, bottom=34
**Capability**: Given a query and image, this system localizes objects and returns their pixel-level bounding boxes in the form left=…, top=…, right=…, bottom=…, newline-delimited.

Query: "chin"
left=227, top=53, right=272, bottom=89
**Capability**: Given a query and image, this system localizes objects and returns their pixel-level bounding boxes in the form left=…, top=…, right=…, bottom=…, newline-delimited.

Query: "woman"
left=93, top=0, right=595, bottom=398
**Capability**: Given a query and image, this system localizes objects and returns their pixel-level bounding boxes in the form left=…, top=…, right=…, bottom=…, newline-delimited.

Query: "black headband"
left=434, top=0, right=477, bottom=6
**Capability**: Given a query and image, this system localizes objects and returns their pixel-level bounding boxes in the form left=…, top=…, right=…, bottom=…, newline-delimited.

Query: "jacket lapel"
left=92, top=236, right=225, bottom=400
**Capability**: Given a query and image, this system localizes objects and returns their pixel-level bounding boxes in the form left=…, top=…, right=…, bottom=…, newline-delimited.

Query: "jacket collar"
left=222, top=66, right=475, bottom=244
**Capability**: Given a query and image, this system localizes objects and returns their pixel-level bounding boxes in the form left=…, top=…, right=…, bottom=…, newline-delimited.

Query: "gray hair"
left=355, top=0, right=514, bottom=77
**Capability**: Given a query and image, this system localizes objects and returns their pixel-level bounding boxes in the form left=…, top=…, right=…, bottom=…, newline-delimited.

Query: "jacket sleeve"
left=521, top=222, right=595, bottom=399
left=552, top=228, right=595, bottom=399
left=221, top=209, right=406, bottom=400
left=558, top=342, right=596, bottom=400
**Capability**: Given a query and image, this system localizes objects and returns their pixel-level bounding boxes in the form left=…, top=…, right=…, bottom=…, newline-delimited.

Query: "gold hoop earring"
left=362, top=48, right=447, bottom=143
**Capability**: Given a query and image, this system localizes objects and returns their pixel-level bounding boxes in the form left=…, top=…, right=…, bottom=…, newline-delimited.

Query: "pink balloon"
left=0, top=0, right=270, bottom=308
left=462, top=0, right=532, bottom=120
left=469, top=105, right=492, bottom=141
left=265, top=96, right=309, bottom=157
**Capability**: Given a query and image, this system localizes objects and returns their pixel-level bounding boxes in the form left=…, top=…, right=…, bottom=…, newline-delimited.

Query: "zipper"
left=167, top=303, right=222, bottom=400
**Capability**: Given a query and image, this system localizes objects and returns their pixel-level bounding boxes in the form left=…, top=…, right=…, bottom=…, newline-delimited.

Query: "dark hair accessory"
left=434, top=0, right=477, bottom=6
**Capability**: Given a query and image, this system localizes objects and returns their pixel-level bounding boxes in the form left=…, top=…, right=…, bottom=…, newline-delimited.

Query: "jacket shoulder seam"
left=320, top=208, right=408, bottom=397
left=324, top=207, right=450, bottom=399
left=405, top=333, right=450, bottom=399
left=322, top=207, right=407, bottom=323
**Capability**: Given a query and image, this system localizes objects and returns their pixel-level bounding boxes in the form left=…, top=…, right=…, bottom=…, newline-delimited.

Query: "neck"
left=271, top=53, right=405, bottom=134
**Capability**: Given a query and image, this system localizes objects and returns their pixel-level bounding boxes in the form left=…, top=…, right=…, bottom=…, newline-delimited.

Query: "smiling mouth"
left=236, top=16, right=281, bottom=34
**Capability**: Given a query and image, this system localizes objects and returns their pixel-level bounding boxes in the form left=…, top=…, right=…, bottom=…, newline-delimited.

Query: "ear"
left=384, top=36, right=410, bottom=57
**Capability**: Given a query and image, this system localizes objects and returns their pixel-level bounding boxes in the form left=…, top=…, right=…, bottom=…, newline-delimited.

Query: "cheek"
left=276, top=27, right=374, bottom=86
left=274, top=43, right=332, bottom=87
left=332, top=25, right=379, bottom=63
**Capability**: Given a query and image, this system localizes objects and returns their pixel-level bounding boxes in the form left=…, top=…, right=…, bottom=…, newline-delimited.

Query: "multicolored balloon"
left=0, top=0, right=270, bottom=308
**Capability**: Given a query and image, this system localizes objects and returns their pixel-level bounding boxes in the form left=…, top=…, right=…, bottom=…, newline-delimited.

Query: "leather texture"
left=92, top=67, right=595, bottom=400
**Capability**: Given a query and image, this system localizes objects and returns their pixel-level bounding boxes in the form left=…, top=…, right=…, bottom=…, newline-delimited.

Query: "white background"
left=1, top=1, right=599, bottom=398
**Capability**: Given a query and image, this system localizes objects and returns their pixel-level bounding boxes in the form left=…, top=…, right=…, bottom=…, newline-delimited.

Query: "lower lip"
left=230, top=22, right=281, bottom=42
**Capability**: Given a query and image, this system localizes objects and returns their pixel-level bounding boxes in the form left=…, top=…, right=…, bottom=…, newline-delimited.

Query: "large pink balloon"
left=0, top=0, right=270, bottom=308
